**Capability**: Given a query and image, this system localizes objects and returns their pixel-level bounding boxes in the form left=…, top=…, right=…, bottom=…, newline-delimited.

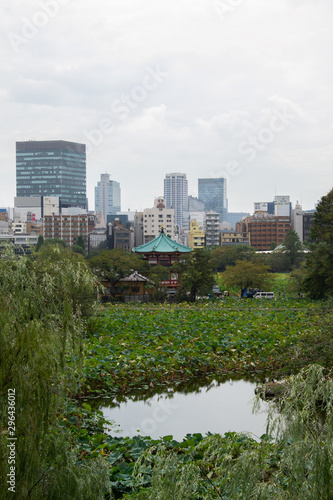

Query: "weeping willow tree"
left=126, top=365, right=333, bottom=500
left=0, top=244, right=111, bottom=499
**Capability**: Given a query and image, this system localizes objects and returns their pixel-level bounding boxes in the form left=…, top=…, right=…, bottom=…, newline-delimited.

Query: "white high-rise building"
left=94, top=173, right=121, bottom=223
left=274, top=196, right=291, bottom=217
left=143, top=197, right=175, bottom=243
left=205, top=211, right=220, bottom=247
left=291, top=201, right=303, bottom=241
left=164, top=173, right=188, bottom=229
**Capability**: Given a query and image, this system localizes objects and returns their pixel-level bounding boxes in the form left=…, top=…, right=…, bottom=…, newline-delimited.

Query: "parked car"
left=241, top=288, right=263, bottom=298
left=253, top=291, right=275, bottom=299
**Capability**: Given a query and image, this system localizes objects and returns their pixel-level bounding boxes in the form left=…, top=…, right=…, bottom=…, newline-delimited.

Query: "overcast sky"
left=1, top=0, right=332, bottom=213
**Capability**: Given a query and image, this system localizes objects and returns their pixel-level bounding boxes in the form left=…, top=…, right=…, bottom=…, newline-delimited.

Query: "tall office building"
left=143, top=196, right=175, bottom=243
left=198, top=178, right=228, bottom=223
left=94, top=173, right=121, bottom=222
left=16, top=140, right=87, bottom=209
left=164, top=173, right=188, bottom=229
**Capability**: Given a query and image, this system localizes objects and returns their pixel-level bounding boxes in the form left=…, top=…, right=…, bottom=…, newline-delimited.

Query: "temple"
left=132, top=229, right=191, bottom=289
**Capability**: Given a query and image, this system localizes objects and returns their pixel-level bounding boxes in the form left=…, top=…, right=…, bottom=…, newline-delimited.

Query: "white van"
left=253, top=291, right=275, bottom=299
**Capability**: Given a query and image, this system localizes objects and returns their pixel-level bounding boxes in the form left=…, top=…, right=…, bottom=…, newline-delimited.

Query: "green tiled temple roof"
left=133, top=230, right=191, bottom=254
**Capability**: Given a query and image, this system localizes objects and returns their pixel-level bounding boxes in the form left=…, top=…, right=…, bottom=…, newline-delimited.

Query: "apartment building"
left=43, top=214, right=89, bottom=249
left=188, top=219, right=205, bottom=249
left=220, top=230, right=250, bottom=246
left=237, top=214, right=291, bottom=251
left=143, top=197, right=175, bottom=243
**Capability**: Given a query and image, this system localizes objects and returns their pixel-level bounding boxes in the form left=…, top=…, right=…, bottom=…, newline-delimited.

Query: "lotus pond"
left=75, top=299, right=333, bottom=498
left=82, top=298, right=332, bottom=398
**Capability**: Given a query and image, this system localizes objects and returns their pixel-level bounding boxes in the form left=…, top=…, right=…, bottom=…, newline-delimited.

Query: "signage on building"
left=254, top=202, right=268, bottom=212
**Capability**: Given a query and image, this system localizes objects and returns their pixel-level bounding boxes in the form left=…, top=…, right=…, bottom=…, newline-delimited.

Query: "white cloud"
left=0, top=0, right=332, bottom=212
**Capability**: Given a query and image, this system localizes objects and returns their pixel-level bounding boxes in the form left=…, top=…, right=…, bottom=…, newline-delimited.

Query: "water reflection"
left=101, top=380, right=269, bottom=441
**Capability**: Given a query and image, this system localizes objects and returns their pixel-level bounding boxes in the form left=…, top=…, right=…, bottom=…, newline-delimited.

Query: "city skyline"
left=0, top=1, right=332, bottom=213
left=4, top=150, right=325, bottom=216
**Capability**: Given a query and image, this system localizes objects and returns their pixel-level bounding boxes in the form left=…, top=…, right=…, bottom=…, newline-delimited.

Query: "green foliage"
left=0, top=245, right=109, bottom=499
left=146, top=265, right=168, bottom=302
left=264, top=231, right=303, bottom=273
left=35, top=234, right=44, bottom=251
left=76, top=234, right=85, bottom=249
left=263, top=232, right=305, bottom=273
left=82, top=300, right=332, bottom=397
left=32, top=243, right=99, bottom=317
left=88, top=248, right=145, bottom=297
left=1, top=233, right=332, bottom=498
left=210, top=245, right=257, bottom=272
left=43, top=237, right=67, bottom=248
left=172, top=248, right=215, bottom=302
left=283, top=230, right=304, bottom=269
left=88, top=240, right=108, bottom=258
left=304, top=242, right=333, bottom=299
left=304, top=189, right=333, bottom=299
left=265, top=250, right=290, bottom=273
left=288, top=265, right=307, bottom=294
left=121, top=365, right=333, bottom=499
left=221, top=260, right=272, bottom=294
left=71, top=244, right=86, bottom=256
left=311, top=187, right=333, bottom=244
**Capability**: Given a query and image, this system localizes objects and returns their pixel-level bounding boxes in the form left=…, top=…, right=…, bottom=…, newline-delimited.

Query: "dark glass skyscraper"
left=16, top=140, right=87, bottom=209
left=198, top=178, right=228, bottom=222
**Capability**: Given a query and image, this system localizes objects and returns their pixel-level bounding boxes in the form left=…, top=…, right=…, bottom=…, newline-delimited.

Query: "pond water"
left=101, top=379, right=270, bottom=442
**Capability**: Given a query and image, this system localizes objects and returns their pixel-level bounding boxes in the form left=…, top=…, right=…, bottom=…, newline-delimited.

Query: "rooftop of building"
left=118, top=271, right=150, bottom=283
left=133, top=229, right=191, bottom=254
left=16, top=140, right=85, bottom=152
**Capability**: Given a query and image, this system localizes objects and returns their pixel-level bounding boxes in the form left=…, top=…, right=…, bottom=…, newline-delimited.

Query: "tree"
left=265, top=231, right=305, bottom=272
left=35, top=234, right=44, bottom=251
left=210, top=245, right=257, bottom=272
left=88, top=248, right=146, bottom=297
left=71, top=244, right=86, bottom=256
left=304, top=243, right=333, bottom=299
left=172, top=248, right=215, bottom=302
left=288, top=264, right=307, bottom=295
left=33, top=243, right=99, bottom=317
left=146, top=265, right=169, bottom=302
left=221, top=260, right=271, bottom=295
left=0, top=244, right=110, bottom=498
left=265, top=250, right=290, bottom=273
left=283, top=230, right=304, bottom=268
left=87, top=240, right=108, bottom=258
left=311, top=188, right=333, bottom=244
left=304, top=188, right=333, bottom=299
left=76, top=234, right=85, bottom=249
